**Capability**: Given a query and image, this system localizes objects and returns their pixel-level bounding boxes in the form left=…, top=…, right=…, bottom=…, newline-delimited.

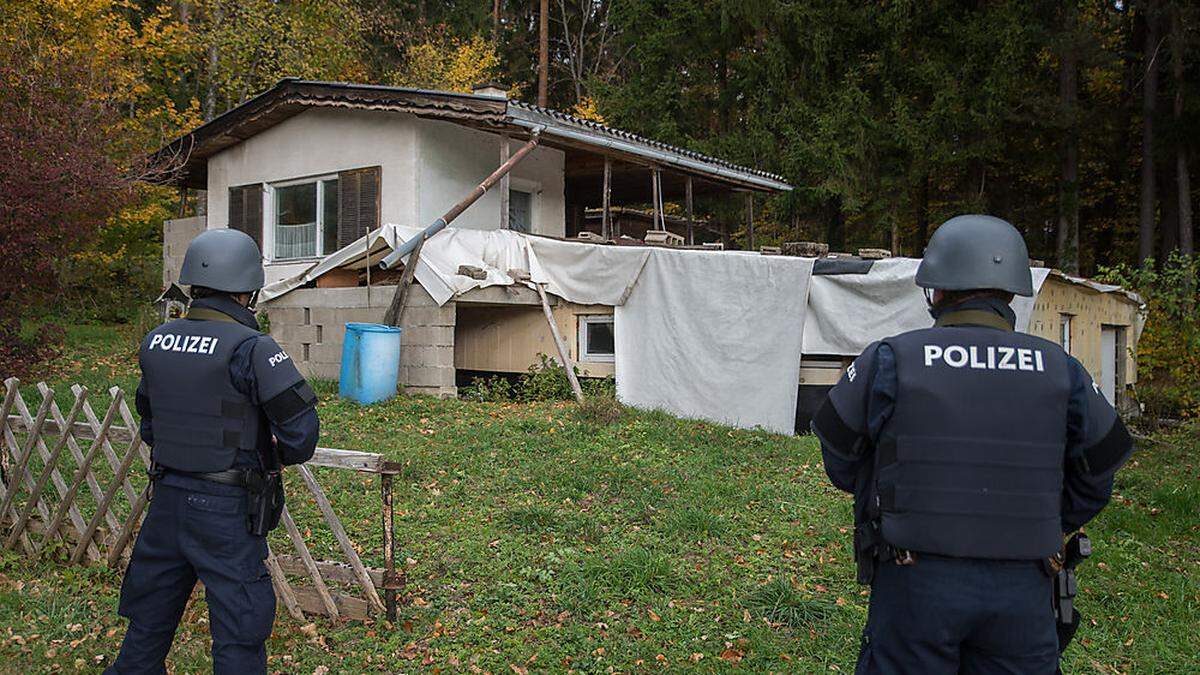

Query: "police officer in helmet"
left=108, top=229, right=319, bottom=674
left=811, top=215, right=1134, bottom=673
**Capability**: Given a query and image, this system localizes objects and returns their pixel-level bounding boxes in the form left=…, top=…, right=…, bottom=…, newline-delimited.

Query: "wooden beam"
left=499, top=136, right=511, bottom=230
left=382, top=236, right=424, bottom=327
left=535, top=284, right=585, bottom=404
left=686, top=176, right=695, bottom=245
left=746, top=193, right=755, bottom=251
left=651, top=167, right=659, bottom=233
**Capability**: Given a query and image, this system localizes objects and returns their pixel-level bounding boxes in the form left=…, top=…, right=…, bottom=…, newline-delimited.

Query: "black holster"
left=245, top=469, right=284, bottom=536
left=854, top=521, right=882, bottom=585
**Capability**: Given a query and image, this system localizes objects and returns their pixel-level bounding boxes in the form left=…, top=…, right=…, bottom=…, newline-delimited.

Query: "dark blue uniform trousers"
left=107, top=475, right=275, bottom=674
left=856, top=556, right=1058, bottom=674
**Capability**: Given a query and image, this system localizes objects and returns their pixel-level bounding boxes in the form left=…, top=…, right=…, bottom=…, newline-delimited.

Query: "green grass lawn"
left=0, top=324, right=1196, bottom=673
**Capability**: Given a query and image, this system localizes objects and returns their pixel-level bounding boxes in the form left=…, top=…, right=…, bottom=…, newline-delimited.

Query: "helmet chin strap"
left=923, top=288, right=936, bottom=308
left=246, top=290, right=260, bottom=311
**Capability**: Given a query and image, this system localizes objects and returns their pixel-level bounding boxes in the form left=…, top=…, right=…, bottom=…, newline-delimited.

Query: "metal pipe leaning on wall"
left=379, top=127, right=545, bottom=270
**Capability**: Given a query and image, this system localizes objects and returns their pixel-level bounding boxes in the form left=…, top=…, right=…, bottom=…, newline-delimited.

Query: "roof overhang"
left=150, top=79, right=792, bottom=194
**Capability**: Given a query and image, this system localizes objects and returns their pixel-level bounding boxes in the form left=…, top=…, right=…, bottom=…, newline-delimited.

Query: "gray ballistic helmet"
left=179, top=228, right=265, bottom=293
left=915, top=215, right=1034, bottom=296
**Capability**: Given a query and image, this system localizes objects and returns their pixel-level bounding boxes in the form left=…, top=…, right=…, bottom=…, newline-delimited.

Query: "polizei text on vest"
left=923, top=344, right=1046, bottom=372
left=147, top=333, right=220, bottom=355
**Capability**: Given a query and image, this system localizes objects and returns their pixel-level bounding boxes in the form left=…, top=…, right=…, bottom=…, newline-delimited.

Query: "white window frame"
left=578, top=314, right=615, bottom=363
left=508, top=177, right=540, bottom=234
left=264, top=173, right=340, bottom=263
left=1059, top=313, right=1073, bottom=354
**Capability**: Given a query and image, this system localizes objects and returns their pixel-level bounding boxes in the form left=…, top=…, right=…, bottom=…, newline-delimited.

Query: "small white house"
left=155, top=79, right=792, bottom=398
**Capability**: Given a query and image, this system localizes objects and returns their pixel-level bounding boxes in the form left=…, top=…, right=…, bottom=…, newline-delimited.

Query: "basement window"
left=578, top=315, right=615, bottom=362
left=272, top=176, right=339, bottom=260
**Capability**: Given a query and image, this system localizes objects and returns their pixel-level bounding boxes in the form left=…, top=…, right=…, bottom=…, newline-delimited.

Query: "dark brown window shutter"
left=228, top=183, right=264, bottom=250
left=338, top=166, right=380, bottom=249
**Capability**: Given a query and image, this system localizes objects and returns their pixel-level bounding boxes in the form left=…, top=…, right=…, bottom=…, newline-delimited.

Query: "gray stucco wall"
left=261, top=285, right=456, bottom=398
left=162, top=215, right=207, bottom=287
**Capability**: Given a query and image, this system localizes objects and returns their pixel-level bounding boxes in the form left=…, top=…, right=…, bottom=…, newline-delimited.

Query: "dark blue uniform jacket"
left=815, top=297, right=1134, bottom=541
left=135, top=295, right=319, bottom=479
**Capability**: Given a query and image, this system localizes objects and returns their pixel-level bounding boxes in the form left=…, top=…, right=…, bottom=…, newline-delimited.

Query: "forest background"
left=1, top=0, right=1196, bottom=414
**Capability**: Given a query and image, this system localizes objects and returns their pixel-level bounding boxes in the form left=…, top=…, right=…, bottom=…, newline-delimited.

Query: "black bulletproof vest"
left=139, top=316, right=263, bottom=472
left=876, top=325, right=1071, bottom=560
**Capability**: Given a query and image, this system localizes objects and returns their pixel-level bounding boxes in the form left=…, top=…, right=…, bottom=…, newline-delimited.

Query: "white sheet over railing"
left=615, top=250, right=814, bottom=435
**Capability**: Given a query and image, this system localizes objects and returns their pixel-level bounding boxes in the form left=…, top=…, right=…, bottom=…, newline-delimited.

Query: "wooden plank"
left=0, top=380, right=33, bottom=554
left=50, top=386, right=122, bottom=535
left=308, top=447, right=396, bottom=474
left=266, top=546, right=305, bottom=621
left=16, top=383, right=101, bottom=562
left=0, top=386, right=55, bottom=528
left=290, top=584, right=371, bottom=621
left=602, top=157, right=612, bottom=239
left=273, top=554, right=384, bottom=588
left=535, top=284, right=585, bottom=404
left=5, top=387, right=87, bottom=550
left=8, top=416, right=135, bottom=444
left=296, top=464, right=386, bottom=613
left=6, top=420, right=393, bottom=475
left=279, top=506, right=340, bottom=619
left=41, top=391, right=122, bottom=554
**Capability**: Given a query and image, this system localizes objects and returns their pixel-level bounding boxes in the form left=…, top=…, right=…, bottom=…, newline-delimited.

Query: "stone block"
left=400, top=365, right=455, bottom=388
left=402, top=345, right=455, bottom=368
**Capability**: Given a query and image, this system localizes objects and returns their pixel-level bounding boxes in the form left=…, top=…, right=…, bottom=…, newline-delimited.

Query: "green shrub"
left=462, top=355, right=617, bottom=404
left=1097, top=253, right=1199, bottom=420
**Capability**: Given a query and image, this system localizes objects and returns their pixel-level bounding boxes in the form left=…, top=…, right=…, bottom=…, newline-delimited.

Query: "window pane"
left=509, top=189, right=532, bottom=233
left=275, top=182, right=317, bottom=259
left=585, top=319, right=615, bottom=356
left=322, top=179, right=339, bottom=254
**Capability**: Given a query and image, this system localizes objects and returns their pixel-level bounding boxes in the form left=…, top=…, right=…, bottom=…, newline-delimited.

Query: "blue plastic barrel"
left=339, top=323, right=402, bottom=404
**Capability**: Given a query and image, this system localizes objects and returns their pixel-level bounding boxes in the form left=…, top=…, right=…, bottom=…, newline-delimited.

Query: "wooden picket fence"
left=0, top=378, right=403, bottom=623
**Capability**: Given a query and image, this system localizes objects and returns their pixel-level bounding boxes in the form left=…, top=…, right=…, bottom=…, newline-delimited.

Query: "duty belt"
left=165, top=468, right=267, bottom=490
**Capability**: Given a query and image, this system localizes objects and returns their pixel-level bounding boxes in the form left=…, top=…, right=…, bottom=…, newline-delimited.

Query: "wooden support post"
left=41, top=391, right=121, bottom=554
left=535, top=284, right=585, bottom=404
left=602, top=157, right=613, bottom=239
left=280, top=506, right=340, bottom=619
left=6, top=387, right=86, bottom=550
left=685, top=176, right=695, bottom=245
left=380, top=473, right=399, bottom=622
left=499, top=136, right=511, bottom=230
left=382, top=236, right=424, bottom=327
left=746, top=193, right=755, bottom=251
left=296, top=464, right=386, bottom=614
left=651, top=167, right=660, bottom=232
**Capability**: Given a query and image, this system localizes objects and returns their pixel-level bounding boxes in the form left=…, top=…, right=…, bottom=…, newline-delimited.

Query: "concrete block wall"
left=262, top=284, right=457, bottom=398
left=163, top=216, right=207, bottom=287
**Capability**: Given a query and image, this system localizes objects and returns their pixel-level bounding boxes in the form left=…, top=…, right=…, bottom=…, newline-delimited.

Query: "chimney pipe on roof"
left=471, top=82, right=508, bottom=99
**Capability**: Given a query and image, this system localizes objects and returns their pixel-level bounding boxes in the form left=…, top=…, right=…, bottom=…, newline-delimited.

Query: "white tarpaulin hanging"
left=615, top=250, right=814, bottom=435
left=802, top=258, right=1051, bottom=356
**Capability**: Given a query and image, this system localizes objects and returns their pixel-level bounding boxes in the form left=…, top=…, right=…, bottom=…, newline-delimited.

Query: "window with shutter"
left=227, top=183, right=264, bottom=250
left=337, top=167, right=381, bottom=249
